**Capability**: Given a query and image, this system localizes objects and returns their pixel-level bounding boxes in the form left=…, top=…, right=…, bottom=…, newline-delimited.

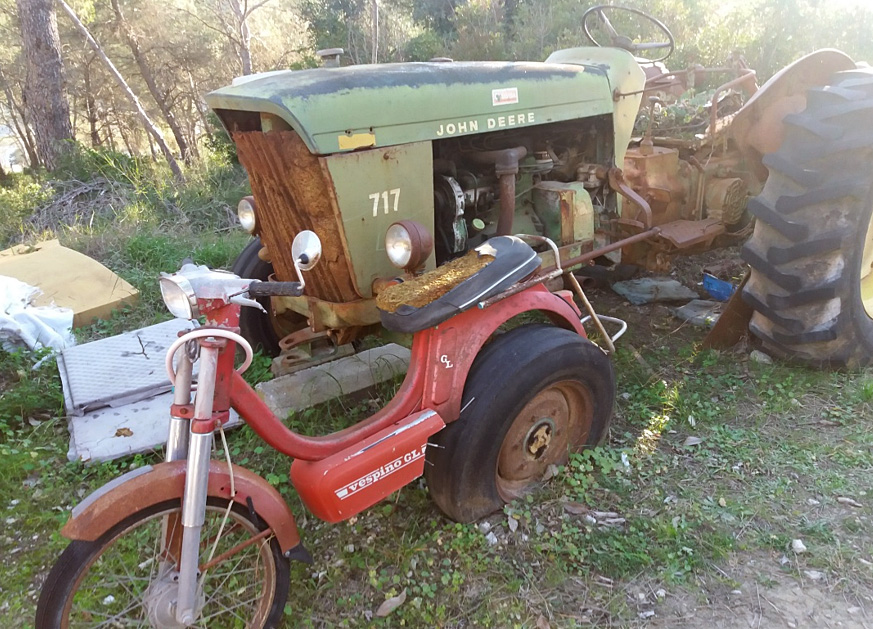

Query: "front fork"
left=165, top=339, right=222, bottom=625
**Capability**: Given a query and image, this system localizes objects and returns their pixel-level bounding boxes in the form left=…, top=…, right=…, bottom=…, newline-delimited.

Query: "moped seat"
left=377, top=236, right=540, bottom=333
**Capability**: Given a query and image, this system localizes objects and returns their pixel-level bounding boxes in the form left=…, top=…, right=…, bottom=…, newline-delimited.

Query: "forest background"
left=3, top=0, right=873, bottom=199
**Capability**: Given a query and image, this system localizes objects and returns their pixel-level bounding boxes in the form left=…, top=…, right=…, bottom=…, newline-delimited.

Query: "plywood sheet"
left=0, top=240, right=138, bottom=327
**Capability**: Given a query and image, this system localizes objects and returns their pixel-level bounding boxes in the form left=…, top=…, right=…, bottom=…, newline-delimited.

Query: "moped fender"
left=416, top=284, right=587, bottom=421
left=61, top=460, right=302, bottom=553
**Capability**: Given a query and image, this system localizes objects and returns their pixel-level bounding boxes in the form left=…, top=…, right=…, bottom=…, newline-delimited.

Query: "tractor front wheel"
left=425, top=324, right=615, bottom=522
left=232, top=238, right=306, bottom=357
left=742, top=68, right=873, bottom=368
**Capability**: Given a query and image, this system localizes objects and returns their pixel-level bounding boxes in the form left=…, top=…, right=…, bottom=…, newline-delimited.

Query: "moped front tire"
left=36, top=498, right=289, bottom=628
left=425, top=324, right=615, bottom=522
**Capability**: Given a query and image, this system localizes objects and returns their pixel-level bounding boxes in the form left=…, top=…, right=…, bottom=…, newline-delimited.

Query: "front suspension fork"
left=175, top=341, right=221, bottom=625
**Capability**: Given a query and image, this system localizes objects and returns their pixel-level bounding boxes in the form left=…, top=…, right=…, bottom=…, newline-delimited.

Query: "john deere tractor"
left=206, top=5, right=873, bottom=369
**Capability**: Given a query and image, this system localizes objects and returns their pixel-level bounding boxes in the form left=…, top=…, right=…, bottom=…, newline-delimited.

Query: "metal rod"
left=166, top=349, right=194, bottom=461
left=176, top=343, right=219, bottom=625
left=176, top=431, right=213, bottom=625
left=566, top=271, right=615, bottom=353
left=477, top=269, right=563, bottom=309
left=199, top=528, right=273, bottom=573
left=559, top=227, right=661, bottom=269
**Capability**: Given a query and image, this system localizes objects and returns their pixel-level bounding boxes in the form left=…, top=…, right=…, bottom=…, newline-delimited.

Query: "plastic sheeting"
left=0, top=275, right=75, bottom=351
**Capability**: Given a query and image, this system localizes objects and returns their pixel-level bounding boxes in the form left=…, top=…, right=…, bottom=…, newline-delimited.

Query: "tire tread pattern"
left=741, top=68, right=873, bottom=368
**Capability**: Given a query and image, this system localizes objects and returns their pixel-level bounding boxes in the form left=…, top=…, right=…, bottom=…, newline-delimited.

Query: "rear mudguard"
left=415, top=284, right=588, bottom=422
left=731, top=49, right=856, bottom=171
left=61, top=460, right=302, bottom=554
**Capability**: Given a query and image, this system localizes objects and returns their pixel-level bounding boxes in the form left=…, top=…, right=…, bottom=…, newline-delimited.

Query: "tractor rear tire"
left=741, top=68, right=873, bottom=369
left=425, top=324, right=615, bottom=523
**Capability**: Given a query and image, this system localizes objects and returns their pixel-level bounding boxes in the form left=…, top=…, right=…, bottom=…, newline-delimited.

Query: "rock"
left=671, top=299, right=723, bottom=327
left=485, top=532, right=498, bottom=546
left=375, top=589, right=407, bottom=617
left=612, top=278, right=698, bottom=305
left=791, top=539, right=808, bottom=554
left=750, top=350, right=773, bottom=364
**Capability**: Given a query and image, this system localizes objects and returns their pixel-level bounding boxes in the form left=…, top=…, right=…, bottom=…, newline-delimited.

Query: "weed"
left=0, top=348, right=64, bottom=440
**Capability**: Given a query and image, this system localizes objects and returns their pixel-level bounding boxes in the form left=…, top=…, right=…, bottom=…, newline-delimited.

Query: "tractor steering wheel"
left=582, top=5, right=675, bottom=62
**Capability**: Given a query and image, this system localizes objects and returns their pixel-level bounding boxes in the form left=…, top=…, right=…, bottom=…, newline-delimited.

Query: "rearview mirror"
left=291, top=230, right=322, bottom=271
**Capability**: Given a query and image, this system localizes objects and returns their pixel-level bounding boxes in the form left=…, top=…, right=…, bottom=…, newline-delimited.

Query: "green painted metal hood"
left=207, top=61, right=618, bottom=155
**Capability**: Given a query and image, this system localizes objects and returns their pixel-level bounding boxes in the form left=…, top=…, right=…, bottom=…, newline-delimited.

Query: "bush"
left=0, top=175, right=54, bottom=246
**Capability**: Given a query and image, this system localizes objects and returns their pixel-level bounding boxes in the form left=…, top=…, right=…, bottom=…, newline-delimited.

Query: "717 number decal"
left=369, top=188, right=400, bottom=217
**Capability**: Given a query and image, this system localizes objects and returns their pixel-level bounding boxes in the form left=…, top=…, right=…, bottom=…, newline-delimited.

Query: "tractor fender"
left=61, top=460, right=302, bottom=553
left=732, top=49, right=856, bottom=168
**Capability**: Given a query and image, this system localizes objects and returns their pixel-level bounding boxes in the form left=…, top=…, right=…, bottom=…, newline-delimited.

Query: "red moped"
left=37, top=230, right=618, bottom=628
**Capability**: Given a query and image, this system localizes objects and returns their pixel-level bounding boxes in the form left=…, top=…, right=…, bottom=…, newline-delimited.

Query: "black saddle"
left=378, top=236, right=540, bottom=333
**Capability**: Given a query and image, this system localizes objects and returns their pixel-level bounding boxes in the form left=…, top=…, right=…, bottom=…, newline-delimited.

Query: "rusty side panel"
left=233, top=130, right=360, bottom=302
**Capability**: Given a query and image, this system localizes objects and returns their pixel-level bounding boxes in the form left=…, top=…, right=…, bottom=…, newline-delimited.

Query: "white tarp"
left=0, top=275, right=75, bottom=351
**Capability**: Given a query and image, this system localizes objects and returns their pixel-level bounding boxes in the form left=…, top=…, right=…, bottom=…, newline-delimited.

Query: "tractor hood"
left=207, top=60, right=631, bottom=155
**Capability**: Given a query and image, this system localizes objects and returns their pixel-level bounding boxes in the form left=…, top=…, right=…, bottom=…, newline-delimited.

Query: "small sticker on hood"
left=492, top=87, right=519, bottom=106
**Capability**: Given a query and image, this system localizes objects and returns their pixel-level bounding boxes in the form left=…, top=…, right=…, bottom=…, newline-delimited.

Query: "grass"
left=1, top=154, right=873, bottom=626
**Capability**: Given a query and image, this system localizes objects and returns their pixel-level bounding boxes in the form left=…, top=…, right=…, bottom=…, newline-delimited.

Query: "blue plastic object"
left=703, top=273, right=736, bottom=302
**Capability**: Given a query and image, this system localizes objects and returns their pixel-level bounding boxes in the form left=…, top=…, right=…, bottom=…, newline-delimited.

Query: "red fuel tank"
left=290, top=410, right=445, bottom=522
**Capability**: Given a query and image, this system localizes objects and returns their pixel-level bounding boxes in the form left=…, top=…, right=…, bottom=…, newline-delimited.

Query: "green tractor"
left=206, top=5, right=873, bottom=369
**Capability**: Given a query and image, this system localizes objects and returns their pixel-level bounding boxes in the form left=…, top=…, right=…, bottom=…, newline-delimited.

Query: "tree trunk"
left=83, top=57, right=102, bottom=147
left=0, top=67, right=40, bottom=167
left=58, top=0, right=185, bottom=182
left=111, top=0, right=192, bottom=161
left=16, top=0, right=74, bottom=170
left=227, top=0, right=254, bottom=74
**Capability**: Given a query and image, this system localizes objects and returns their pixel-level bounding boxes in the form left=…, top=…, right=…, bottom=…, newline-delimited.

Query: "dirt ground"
left=582, top=246, right=873, bottom=629
left=652, top=561, right=872, bottom=628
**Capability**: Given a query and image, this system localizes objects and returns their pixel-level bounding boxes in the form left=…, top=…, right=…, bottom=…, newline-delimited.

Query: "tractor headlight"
left=159, top=275, right=199, bottom=319
left=385, top=220, right=433, bottom=271
left=237, top=196, right=257, bottom=234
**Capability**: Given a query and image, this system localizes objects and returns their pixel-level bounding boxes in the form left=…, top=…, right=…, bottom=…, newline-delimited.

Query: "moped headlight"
left=159, top=275, right=199, bottom=319
left=385, top=220, right=433, bottom=271
left=237, top=196, right=257, bottom=234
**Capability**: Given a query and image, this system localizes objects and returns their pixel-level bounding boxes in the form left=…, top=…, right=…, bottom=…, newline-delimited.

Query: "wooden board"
left=0, top=240, right=138, bottom=328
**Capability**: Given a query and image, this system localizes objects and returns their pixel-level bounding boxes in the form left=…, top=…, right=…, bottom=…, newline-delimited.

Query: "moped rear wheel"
left=36, top=499, right=289, bottom=628
left=425, top=324, right=615, bottom=522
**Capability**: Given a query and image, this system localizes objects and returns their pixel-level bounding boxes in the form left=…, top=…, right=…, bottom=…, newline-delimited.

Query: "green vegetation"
left=1, top=159, right=871, bottom=624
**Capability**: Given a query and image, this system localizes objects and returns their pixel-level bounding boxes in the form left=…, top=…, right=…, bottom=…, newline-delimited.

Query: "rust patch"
left=233, top=130, right=360, bottom=302
left=376, top=251, right=493, bottom=312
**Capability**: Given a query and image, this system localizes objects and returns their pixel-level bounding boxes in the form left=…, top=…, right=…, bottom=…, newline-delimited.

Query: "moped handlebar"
left=247, top=280, right=305, bottom=298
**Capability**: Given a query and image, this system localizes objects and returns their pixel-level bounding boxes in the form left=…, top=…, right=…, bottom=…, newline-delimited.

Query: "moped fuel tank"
left=290, top=409, right=445, bottom=522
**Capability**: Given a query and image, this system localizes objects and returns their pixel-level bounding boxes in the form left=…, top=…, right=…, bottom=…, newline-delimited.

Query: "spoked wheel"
left=36, top=499, right=289, bottom=628
left=426, top=324, right=615, bottom=522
